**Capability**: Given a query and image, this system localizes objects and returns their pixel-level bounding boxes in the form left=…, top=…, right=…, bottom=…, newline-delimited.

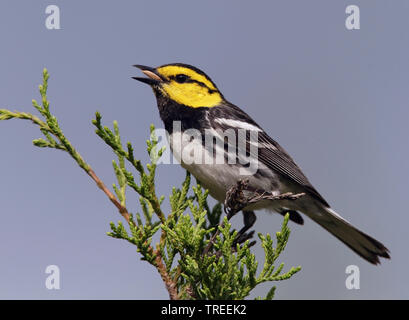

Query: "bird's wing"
left=208, top=103, right=329, bottom=207
left=257, top=131, right=329, bottom=206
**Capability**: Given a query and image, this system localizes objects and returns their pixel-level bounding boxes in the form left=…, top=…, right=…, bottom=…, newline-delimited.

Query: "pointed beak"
left=132, top=65, right=163, bottom=85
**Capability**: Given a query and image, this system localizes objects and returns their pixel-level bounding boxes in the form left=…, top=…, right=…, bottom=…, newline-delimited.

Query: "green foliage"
left=0, top=69, right=301, bottom=299
left=0, top=68, right=88, bottom=171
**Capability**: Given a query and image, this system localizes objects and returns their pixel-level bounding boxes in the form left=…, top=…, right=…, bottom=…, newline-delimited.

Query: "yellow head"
left=133, top=63, right=224, bottom=108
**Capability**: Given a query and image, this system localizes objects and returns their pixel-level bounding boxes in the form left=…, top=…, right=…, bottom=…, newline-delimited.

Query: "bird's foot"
left=204, top=180, right=305, bottom=256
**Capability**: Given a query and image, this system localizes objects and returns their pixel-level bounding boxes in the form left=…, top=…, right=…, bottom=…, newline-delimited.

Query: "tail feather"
left=308, top=207, right=390, bottom=265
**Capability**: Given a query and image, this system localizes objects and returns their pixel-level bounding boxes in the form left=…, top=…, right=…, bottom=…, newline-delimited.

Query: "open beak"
left=132, top=65, right=163, bottom=85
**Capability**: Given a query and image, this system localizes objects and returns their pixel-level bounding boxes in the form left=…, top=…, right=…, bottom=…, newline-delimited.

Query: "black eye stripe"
left=175, top=74, right=188, bottom=83
left=189, top=79, right=218, bottom=94
left=189, top=79, right=206, bottom=87
left=170, top=75, right=217, bottom=94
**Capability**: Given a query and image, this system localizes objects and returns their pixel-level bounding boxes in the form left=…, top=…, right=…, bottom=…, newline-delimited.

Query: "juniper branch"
left=203, top=178, right=305, bottom=256
left=1, top=69, right=301, bottom=300
left=0, top=69, right=178, bottom=299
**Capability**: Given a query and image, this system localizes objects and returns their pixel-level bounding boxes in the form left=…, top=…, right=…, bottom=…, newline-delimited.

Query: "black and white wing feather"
left=208, top=103, right=329, bottom=207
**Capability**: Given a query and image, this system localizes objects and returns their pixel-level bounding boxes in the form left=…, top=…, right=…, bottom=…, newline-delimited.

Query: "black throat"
left=153, top=89, right=210, bottom=134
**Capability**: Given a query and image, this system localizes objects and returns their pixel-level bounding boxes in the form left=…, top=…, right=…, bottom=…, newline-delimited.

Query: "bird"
left=132, top=63, right=390, bottom=265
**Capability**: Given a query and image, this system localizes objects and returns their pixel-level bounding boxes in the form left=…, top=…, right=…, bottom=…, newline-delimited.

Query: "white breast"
left=168, top=131, right=277, bottom=203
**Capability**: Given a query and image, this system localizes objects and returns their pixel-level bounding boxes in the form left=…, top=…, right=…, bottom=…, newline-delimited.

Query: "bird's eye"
left=175, top=74, right=188, bottom=83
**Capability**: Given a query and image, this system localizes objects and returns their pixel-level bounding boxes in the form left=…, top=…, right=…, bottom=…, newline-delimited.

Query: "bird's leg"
left=233, top=211, right=257, bottom=247
left=203, top=213, right=231, bottom=256
left=203, top=180, right=251, bottom=255
left=204, top=210, right=256, bottom=257
left=203, top=179, right=306, bottom=256
left=242, top=210, right=257, bottom=233
left=203, top=181, right=256, bottom=256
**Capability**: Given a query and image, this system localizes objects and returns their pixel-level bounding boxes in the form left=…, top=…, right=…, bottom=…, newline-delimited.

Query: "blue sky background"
left=0, top=1, right=407, bottom=299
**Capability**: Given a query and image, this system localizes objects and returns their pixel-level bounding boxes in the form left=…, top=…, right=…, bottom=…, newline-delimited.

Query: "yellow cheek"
left=162, top=83, right=222, bottom=108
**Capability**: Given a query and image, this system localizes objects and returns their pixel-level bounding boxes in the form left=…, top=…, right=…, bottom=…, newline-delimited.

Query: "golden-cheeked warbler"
left=133, top=63, right=390, bottom=265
